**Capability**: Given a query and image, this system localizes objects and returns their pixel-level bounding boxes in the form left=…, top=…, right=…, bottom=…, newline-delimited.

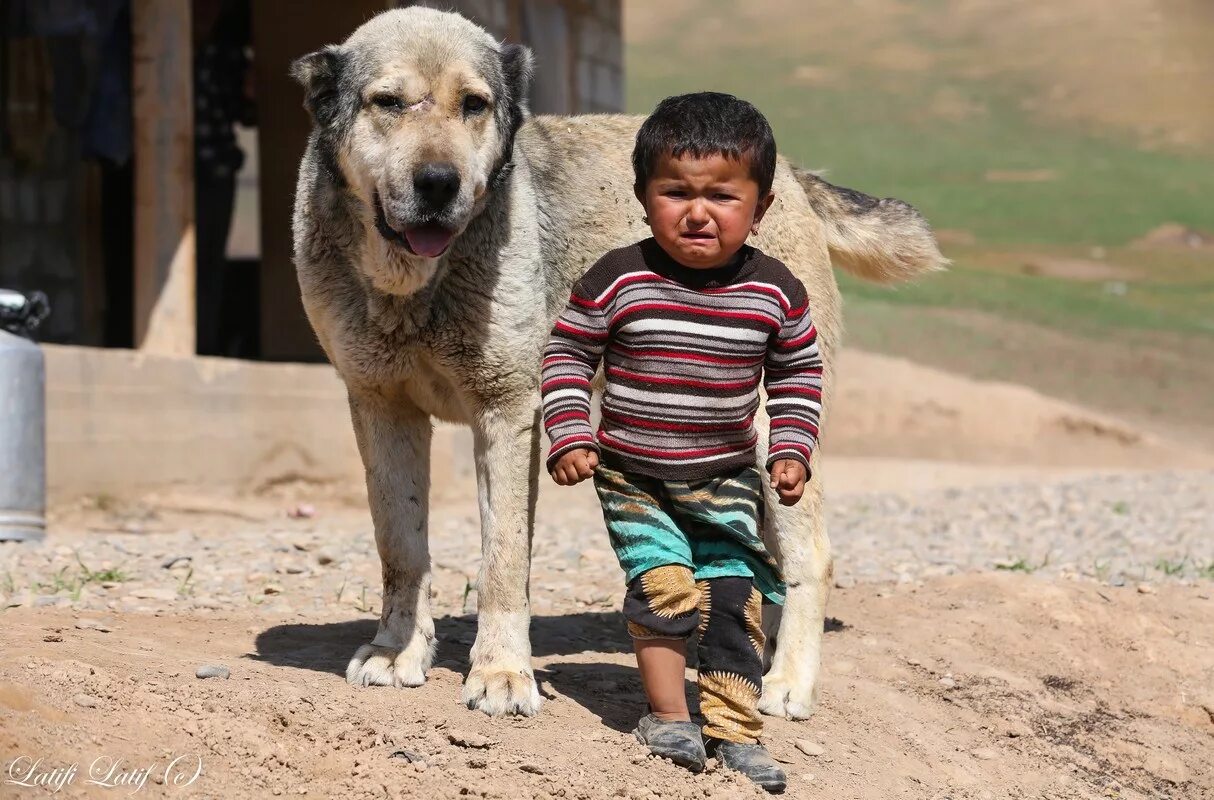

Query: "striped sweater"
left=541, top=238, right=823, bottom=482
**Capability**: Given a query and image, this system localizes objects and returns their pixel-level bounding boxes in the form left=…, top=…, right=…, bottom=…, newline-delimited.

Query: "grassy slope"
left=625, top=0, right=1214, bottom=445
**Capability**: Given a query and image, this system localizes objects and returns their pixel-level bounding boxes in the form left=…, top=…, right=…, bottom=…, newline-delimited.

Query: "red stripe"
left=596, top=272, right=660, bottom=306
left=542, top=354, right=586, bottom=367
left=769, top=442, right=813, bottom=459
left=698, top=282, right=791, bottom=312
left=599, top=430, right=757, bottom=459
left=780, top=324, right=817, bottom=349
left=613, top=302, right=780, bottom=330
left=541, top=376, right=591, bottom=392
left=613, top=343, right=763, bottom=367
left=554, top=320, right=606, bottom=339
left=771, top=417, right=820, bottom=435
left=550, top=434, right=595, bottom=452
left=607, top=365, right=758, bottom=392
left=567, top=292, right=601, bottom=309
left=546, top=410, right=590, bottom=427
left=602, top=408, right=754, bottom=433
left=767, top=385, right=822, bottom=399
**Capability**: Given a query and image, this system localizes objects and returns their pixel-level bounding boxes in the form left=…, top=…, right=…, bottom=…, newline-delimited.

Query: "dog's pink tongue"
left=404, top=225, right=453, bottom=258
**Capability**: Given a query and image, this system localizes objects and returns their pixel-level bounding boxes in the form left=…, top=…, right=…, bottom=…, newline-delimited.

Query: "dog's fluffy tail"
left=794, top=168, right=948, bottom=284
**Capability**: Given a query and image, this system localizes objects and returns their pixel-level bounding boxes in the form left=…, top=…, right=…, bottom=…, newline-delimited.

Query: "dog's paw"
left=461, top=665, right=542, bottom=717
left=758, top=671, right=818, bottom=720
left=346, top=643, right=429, bottom=688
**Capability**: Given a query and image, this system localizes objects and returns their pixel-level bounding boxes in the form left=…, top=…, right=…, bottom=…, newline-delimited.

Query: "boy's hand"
left=551, top=448, right=599, bottom=485
left=769, top=459, right=807, bottom=506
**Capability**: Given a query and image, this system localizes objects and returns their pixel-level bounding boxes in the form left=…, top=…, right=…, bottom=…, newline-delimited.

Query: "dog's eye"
left=463, top=95, right=489, bottom=115
left=371, top=93, right=403, bottom=111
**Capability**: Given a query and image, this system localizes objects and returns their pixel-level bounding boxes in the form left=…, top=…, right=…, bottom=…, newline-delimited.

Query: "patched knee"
left=623, top=565, right=700, bottom=639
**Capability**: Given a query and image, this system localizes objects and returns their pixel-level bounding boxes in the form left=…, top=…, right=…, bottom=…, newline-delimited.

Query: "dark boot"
left=633, top=713, right=707, bottom=773
left=713, top=741, right=787, bottom=793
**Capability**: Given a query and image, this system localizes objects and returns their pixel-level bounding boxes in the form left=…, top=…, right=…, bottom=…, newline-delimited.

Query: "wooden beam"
left=131, top=0, right=196, bottom=356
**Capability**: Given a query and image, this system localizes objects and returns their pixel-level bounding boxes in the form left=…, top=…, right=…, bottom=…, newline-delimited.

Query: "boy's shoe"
left=711, top=741, right=787, bottom=794
left=632, top=714, right=707, bottom=773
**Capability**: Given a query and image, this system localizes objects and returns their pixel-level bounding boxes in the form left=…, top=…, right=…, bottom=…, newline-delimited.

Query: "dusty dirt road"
left=3, top=574, right=1212, bottom=800
left=3, top=468, right=1213, bottom=800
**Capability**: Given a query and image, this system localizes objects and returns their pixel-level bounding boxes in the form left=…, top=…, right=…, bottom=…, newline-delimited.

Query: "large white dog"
left=291, top=7, right=943, bottom=718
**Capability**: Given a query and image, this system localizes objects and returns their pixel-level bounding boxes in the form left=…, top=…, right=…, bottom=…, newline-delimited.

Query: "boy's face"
left=637, top=152, right=774, bottom=269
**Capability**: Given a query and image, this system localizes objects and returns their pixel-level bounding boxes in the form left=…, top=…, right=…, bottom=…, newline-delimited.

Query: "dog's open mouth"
left=373, top=193, right=454, bottom=258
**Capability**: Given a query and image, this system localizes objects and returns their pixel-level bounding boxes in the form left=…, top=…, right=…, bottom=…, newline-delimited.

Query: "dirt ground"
left=3, top=571, right=1212, bottom=800
left=3, top=352, right=1211, bottom=799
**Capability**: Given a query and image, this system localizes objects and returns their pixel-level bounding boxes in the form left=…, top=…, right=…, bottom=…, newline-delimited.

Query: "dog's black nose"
left=414, top=162, right=460, bottom=209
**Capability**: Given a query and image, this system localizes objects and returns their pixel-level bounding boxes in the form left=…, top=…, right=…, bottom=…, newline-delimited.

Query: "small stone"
left=971, top=747, right=999, bottom=760
left=100, top=581, right=121, bottom=589
left=264, top=584, right=284, bottom=595
left=161, top=555, right=191, bottom=569
left=73, top=694, right=99, bottom=708
left=288, top=504, right=316, bottom=519
left=75, top=619, right=112, bottom=633
left=33, top=595, right=60, bottom=608
left=129, top=588, right=178, bottom=602
left=1136, top=583, right=1155, bottom=594
left=939, top=677, right=957, bottom=689
left=833, top=576, right=856, bottom=589
left=906, top=658, right=922, bottom=667
left=447, top=730, right=495, bottom=749
left=468, top=758, right=488, bottom=769
left=520, top=763, right=544, bottom=775
left=315, top=551, right=335, bottom=566
left=390, top=749, right=425, bottom=764
left=794, top=739, right=825, bottom=757
left=196, top=664, right=230, bottom=680
left=284, top=565, right=306, bottom=575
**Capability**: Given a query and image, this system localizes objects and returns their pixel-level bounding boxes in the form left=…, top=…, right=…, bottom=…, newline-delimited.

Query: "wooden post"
left=131, top=0, right=196, bottom=356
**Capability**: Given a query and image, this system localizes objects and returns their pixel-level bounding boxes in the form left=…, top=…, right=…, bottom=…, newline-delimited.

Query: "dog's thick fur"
left=291, top=8, right=944, bottom=719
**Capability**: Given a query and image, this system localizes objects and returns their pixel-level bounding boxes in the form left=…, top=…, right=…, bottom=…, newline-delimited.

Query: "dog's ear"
left=500, top=43, right=534, bottom=111
left=290, top=45, right=345, bottom=128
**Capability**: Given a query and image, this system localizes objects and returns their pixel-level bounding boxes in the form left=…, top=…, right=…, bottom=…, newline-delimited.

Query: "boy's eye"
left=663, top=190, right=687, bottom=198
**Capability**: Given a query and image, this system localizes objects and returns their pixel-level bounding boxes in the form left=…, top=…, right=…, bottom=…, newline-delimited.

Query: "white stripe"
left=608, top=382, right=757, bottom=409
left=767, top=396, right=822, bottom=412
left=593, top=271, right=656, bottom=304
left=543, top=387, right=592, bottom=404
left=600, top=443, right=752, bottom=466
left=620, top=318, right=771, bottom=343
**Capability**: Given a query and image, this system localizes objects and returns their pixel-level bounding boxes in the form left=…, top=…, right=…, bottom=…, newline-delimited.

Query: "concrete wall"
left=42, top=345, right=483, bottom=503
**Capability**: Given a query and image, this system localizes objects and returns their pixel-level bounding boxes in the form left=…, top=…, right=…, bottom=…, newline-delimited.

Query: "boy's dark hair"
left=632, top=92, right=777, bottom=196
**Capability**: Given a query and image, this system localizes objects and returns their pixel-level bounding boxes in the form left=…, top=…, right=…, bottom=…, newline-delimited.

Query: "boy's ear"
left=751, top=191, right=776, bottom=233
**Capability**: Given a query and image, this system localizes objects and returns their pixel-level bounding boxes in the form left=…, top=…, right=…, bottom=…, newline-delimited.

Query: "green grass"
left=836, top=261, right=1214, bottom=342
left=627, top=14, right=1214, bottom=248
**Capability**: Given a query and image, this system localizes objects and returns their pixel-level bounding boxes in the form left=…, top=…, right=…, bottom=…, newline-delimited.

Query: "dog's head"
left=292, top=8, right=533, bottom=295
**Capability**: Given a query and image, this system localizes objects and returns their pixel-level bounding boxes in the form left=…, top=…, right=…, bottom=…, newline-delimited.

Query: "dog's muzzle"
left=373, top=191, right=456, bottom=259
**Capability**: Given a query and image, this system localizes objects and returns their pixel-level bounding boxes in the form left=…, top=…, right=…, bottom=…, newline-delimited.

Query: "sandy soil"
left=4, top=352, right=1211, bottom=798
left=2, top=573, right=1211, bottom=800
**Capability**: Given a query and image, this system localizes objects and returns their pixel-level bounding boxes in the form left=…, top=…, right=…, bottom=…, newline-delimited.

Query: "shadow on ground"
left=250, top=611, right=635, bottom=678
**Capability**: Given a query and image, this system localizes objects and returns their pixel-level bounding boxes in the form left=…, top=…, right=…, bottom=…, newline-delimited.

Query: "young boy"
left=541, top=92, right=821, bottom=793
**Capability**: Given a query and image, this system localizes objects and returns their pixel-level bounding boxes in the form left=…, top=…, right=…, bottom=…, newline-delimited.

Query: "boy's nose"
left=686, top=199, right=710, bottom=224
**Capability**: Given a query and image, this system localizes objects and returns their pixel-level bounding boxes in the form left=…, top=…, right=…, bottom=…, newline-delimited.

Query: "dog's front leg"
left=755, top=464, right=831, bottom=720
left=345, top=389, right=437, bottom=689
left=461, top=404, right=543, bottom=717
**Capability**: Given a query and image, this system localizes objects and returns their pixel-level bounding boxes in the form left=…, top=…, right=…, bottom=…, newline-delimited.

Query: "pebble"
left=448, top=730, right=495, bottom=749
left=196, top=664, right=230, bottom=680
left=74, top=619, right=112, bottom=633
left=128, top=588, right=178, bottom=602
left=1137, top=583, right=1155, bottom=594
left=939, top=677, right=957, bottom=689
left=794, top=739, right=825, bottom=757
left=161, top=555, right=191, bottom=569
left=971, top=747, right=999, bottom=760
left=264, top=584, right=284, bottom=595
left=73, top=694, right=99, bottom=708
left=833, top=576, right=856, bottom=589
left=520, top=763, right=544, bottom=774
left=390, top=749, right=425, bottom=764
